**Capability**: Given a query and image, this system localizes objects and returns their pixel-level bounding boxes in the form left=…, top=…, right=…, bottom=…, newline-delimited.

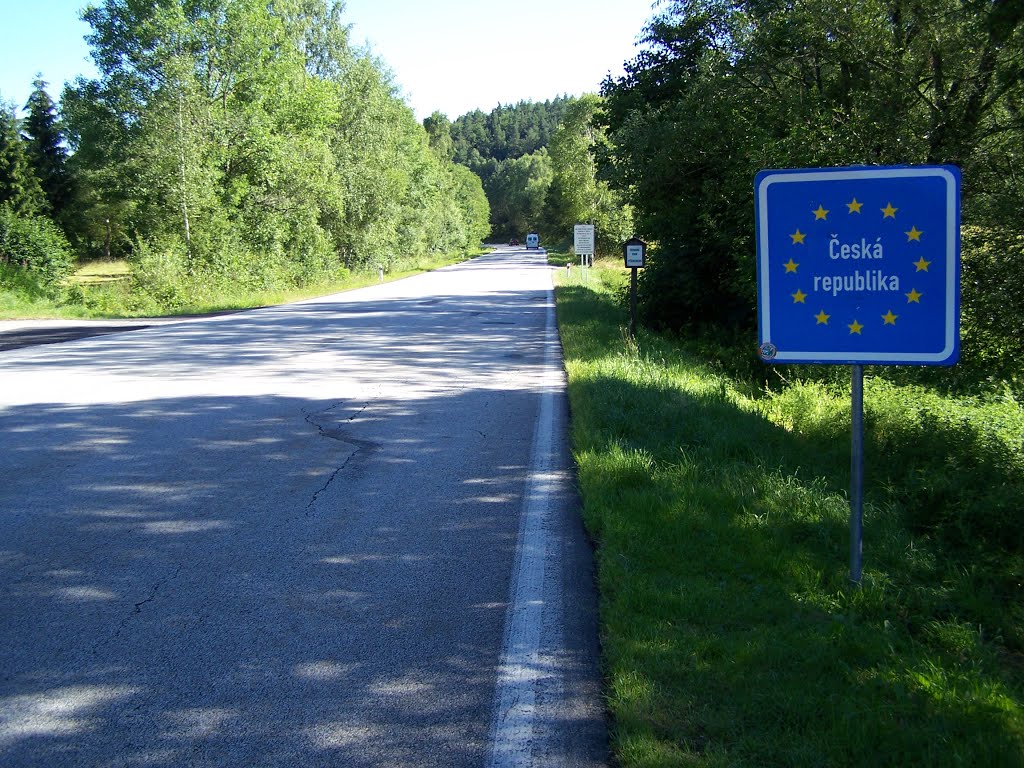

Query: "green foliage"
left=557, top=266, right=1024, bottom=767
left=451, top=98, right=571, bottom=239
left=59, top=78, right=136, bottom=261
left=485, top=149, right=553, bottom=239
left=958, top=225, right=1024, bottom=393
left=544, top=94, right=634, bottom=254
left=765, top=377, right=1024, bottom=555
left=23, top=79, right=72, bottom=220
left=451, top=98, right=572, bottom=170
left=450, top=95, right=628, bottom=246
left=53, top=0, right=484, bottom=310
left=127, top=234, right=190, bottom=310
left=423, top=111, right=455, bottom=162
left=0, top=101, right=46, bottom=216
left=450, top=163, right=492, bottom=246
left=601, top=0, right=1024, bottom=387
left=0, top=206, right=74, bottom=293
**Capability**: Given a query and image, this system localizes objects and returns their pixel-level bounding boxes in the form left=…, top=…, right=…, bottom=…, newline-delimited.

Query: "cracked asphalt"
left=0, top=250, right=605, bottom=767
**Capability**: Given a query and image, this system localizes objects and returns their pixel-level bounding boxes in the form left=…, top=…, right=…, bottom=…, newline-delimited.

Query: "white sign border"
left=756, top=166, right=959, bottom=364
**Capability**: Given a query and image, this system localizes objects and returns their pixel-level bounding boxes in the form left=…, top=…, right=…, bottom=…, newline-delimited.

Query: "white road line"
left=486, top=280, right=563, bottom=768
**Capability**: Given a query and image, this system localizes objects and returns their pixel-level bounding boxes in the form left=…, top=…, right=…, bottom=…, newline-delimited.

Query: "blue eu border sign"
left=755, top=165, right=961, bottom=365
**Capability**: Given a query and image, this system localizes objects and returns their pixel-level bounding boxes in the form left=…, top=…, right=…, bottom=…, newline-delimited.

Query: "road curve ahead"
left=0, top=249, right=605, bottom=767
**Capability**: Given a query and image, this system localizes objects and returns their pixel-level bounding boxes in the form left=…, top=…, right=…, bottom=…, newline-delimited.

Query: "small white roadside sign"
left=574, top=224, right=595, bottom=256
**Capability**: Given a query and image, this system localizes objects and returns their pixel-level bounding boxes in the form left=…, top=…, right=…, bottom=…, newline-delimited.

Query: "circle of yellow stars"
left=783, top=197, right=932, bottom=336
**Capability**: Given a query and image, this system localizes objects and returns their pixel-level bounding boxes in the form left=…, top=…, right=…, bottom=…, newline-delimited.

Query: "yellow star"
left=847, top=198, right=863, bottom=213
left=914, top=257, right=931, bottom=271
left=790, top=229, right=806, bottom=245
left=792, top=289, right=807, bottom=304
left=882, top=310, right=898, bottom=325
left=905, top=226, right=923, bottom=242
left=906, top=288, right=923, bottom=303
left=783, top=258, right=799, bottom=273
left=849, top=319, right=864, bottom=335
left=813, top=205, right=829, bottom=220
left=882, top=202, right=898, bottom=218
left=815, top=310, right=830, bottom=325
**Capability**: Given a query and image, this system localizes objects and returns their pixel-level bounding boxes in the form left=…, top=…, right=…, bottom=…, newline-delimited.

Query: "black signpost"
left=623, top=237, right=647, bottom=339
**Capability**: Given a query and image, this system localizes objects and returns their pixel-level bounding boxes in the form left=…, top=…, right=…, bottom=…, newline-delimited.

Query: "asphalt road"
left=0, top=249, right=605, bottom=767
left=0, top=322, right=154, bottom=352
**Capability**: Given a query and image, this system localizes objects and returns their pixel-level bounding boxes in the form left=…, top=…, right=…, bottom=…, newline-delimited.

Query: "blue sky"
left=0, top=1, right=98, bottom=111
left=0, top=0, right=658, bottom=119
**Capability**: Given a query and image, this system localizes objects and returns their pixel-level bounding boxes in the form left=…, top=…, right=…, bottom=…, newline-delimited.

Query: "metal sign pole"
left=589, top=217, right=594, bottom=267
left=629, top=267, right=638, bottom=339
left=849, top=364, right=864, bottom=585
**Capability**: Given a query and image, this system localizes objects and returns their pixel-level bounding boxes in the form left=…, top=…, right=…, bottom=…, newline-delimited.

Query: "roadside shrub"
left=958, top=225, right=1024, bottom=395
left=865, top=380, right=1024, bottom=554
left=765, top=376, right=1024, bottom=554
left=130, top=234, right=189, bottom=310
left=0, top=206, right=74, bottom=292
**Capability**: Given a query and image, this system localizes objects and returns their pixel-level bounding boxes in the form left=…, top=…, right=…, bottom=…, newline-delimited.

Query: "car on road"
left=526, top=233, right=540, bottom=249
left=509, top=238, right=519, bottom=246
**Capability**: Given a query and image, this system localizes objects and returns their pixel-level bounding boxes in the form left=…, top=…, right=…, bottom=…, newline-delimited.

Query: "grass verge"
left=1, top=250, right=482, bottom=321
left=555, top=264, right=1024, bottom=767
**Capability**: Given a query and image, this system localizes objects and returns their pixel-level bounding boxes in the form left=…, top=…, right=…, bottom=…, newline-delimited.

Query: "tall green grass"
left=556, top=265, right=1024, bottom=767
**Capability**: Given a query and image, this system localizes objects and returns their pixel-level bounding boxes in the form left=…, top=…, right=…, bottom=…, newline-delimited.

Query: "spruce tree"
left=0, top=101, right=45, bottom=216
left=24, top=78, right=72, bottom=218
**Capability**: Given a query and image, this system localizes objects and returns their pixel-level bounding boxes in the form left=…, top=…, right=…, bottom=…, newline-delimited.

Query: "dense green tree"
left=423, top=111, right=455, bottom=162
left=486, top=149, right=553, bottom=239
left=73, top=0, right=349, bottom=278
left=23, top=79, right=72, bottom=220
left=0, top=102, right=45, bottom=216
left=0, top=206, right=74, bottom=291
left=422, top=111, right=490, bottom=247
left=332, top=54, right=425, bottom=267
left=451, top=98, right=572, bottom=178
left=543, top=94, right=633, bottom=254
left=452, top=99, right=572, bottom=239
left=450, top=163, right=491, bottom=245
left=0, top=95, right=73, bottom=297
left=60, top=0, right=483, bottom=300
left=61, top=77, right=136, bottom=260
left=601, top=0, right=1024, bottom=339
